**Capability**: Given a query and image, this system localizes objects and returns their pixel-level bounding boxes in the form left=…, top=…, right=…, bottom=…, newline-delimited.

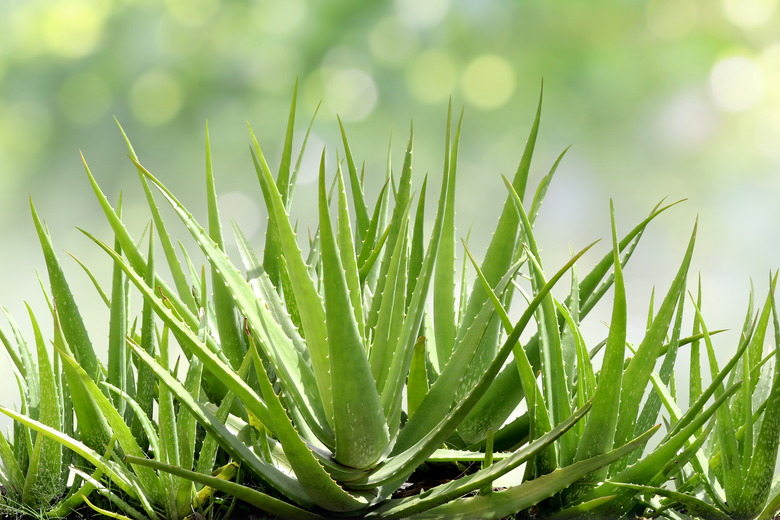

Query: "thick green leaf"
left=317, top=157, right=389, bottom=469
left=366, top=126, right=414, bottom=336
left=612, top=221, right=696, bottom=463
left=338, top=115, right=370, bottom=242
left=758, top=486, right=780, bottom=520
left=125, top=456, right=324, bottom=520
left=378, top=170, right=451, bottom=439
left=356, top=242, right=595, bottom=490
left=65, top=460, right=150, bottom=520
left=689, top=276, right=704, bottom=412
left=250, top=132, right=334, bottom=426
left=95, top=164, right=330, bottom=443
left=156, top=326, right=180, bottom=512
left=249, top=342, right=370, bottom=513
left=734, top=278, right=780, bottom=518
left=263, top=84, right=298, bottom=290
left=505, top=176, right=573, bottom=464
left=458, top=240, right=551, bottom=454
left=528, top=146, right=569, bottom=226
left=132, top=226, right=156, bottom=450
left=30, top=199, right=99, bottom=381
left=474, top=200, right=683, bottom=434
left=630, top=288, right=686, bottom=466
left=607, top=482, right=732, bottom=520
left=231, top=226, right=333, bottom=446
left=452, top=96, right=542, bottom=393
left=107, top=195, right=128, bottom=413
left=406, top=336, right=429, bottom=420
left=407, top=175, right=427, bottom=302
left=394, top=256, right=519, bottom=454
left=0, top=407, right=135, bottom=496
left=588, top=381, right=743, bottom=510
left=573, top=202, right=626, bottom=470
left=276, top=79, right=298, bottom=205
left=85, top=233, right=276, bottom=430
left=57, top=349, right=165, bottom=504
left=369, top=403, right=594, bottom=518
left=369, top=208, right=410, bottom=396
left=336, top=163, right=366, bottom=341
left=126, top=339, right=313, bottom=507
left=172, top=356, right=204, bottom=515
left=103, top=383, right=160, bottom=459
left=0, top=429, right=24, bottom=499
left=398, top=426, right=655, bottom=520
left=205, top=122, right=246, bottom=370
left=577, top=199, right=685, bottom=316
left=21, top=306, right=63, bottom=507
left=433, top=105, right=460, bottom=365
left=691, top=296, right=743, bottom=504
left=52, top=307, right=111, bottom=452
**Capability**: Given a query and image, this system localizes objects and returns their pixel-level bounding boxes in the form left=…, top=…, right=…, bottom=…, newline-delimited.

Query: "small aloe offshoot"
left=0, top=306, right=64, bottom=513
left=0, top=199, right=239, bottom=519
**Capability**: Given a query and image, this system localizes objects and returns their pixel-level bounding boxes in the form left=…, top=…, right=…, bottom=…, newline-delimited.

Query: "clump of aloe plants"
left=1, top=86, right=780, bottom=520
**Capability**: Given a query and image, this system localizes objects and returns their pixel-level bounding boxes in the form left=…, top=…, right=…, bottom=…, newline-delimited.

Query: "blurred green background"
left=2, top=0, right=780, bottom=370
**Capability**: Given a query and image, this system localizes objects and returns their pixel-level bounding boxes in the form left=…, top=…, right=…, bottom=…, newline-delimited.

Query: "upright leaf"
left=338, top=116, right=370, bottom=242
left=734, top=277, right=780, bottom=518
left=250, top=132, right=334, bottom=426
left=132, top=225, right=157, bottom=448
left=612, top=222, right=696, bottom=460
left=506, top=176, right=573, bottom=464
left=335, top=163, right=365, bottom=340
left=21, top=306, right=63, bottom=507
left=318, top=156, right=390, bottom=469
left=107, top=195, right=128, bottom=412
left=113, top=122, right=197, bottom=314
left=433, top=105, right=460, bottom=365
left=30, top=199, right=99, bottom=381
left=205, top=122, right=246, bottom=369
left=264, top=83, right=299, bottom=289
left=573, top=202, right=626, bottom=475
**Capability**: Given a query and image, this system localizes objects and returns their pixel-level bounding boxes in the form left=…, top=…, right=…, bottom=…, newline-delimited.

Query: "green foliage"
left=2, top=90, right=780, bottom=520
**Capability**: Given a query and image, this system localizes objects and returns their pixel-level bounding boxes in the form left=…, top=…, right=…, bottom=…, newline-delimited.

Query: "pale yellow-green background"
left=2, top=0, right=779, bottom=412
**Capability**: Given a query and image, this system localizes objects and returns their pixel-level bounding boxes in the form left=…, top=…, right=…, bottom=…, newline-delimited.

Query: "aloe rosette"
left=89, top=91, right=657, bottom=518
left=2, top=87, right=780, bottom=519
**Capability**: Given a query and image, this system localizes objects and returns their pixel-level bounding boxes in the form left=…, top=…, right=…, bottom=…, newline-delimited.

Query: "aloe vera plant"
left=2, top=87, right=780, bottom=520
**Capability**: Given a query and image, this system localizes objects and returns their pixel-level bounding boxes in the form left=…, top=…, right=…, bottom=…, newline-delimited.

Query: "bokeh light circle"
left=395, top=0, right=451, bottom=29
left=655, top=92, right=718, bottom=149
left=461, top=54, right=516, bottom=110
left=369, top=17, right=418, bottom=65
left=405, top=50, right=457, bottom=104
left=129, top=70, right=184, bottom=126
left=42, top=0, right=111, bottom=59
left=253, top=0, right=306, bottom=35
left=323, top=68, right=378, bottom=122
left=709, top=56, right=764, bottom=112
left=722, top=0, right=777, bottom=28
